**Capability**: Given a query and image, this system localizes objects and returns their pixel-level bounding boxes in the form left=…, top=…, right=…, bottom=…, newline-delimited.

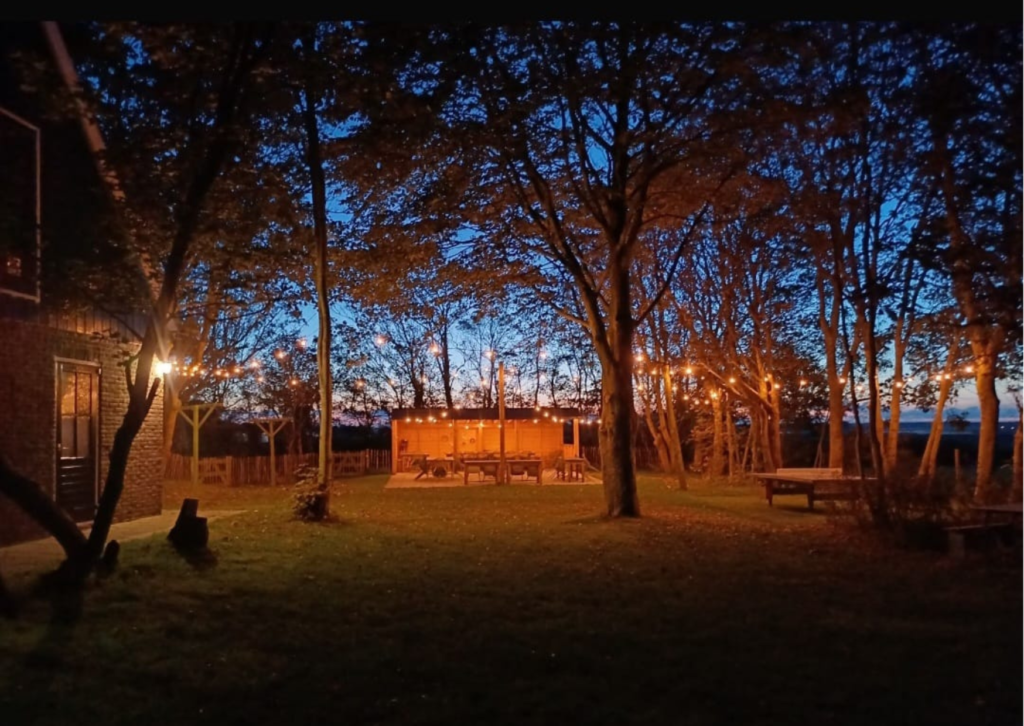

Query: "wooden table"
left=462, top=459, right=500, bottom=485
left=506, top=458, right=543, bottom=484
left=751, top=471, right=862, bottom=510
left=426, top=457, right=455, bottom=476
left=399, top=453, right=429, bottom=472
left=561, top=457, right=586, bottom=482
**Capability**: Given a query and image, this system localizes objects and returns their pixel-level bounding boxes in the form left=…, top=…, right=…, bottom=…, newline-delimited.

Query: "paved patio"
left=385, top=469, right=601, bottom=489
left=0, top=508, right=245, bottom=581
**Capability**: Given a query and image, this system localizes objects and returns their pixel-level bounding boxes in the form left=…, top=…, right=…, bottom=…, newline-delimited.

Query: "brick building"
left=0, top=23, right=163, bottom=545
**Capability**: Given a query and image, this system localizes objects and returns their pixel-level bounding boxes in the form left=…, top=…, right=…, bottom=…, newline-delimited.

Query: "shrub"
left=292, top=465, right=329, bottom=521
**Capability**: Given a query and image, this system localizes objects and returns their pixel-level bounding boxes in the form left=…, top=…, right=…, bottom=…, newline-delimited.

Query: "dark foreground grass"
left=1, top=476, right=1020, bottom=725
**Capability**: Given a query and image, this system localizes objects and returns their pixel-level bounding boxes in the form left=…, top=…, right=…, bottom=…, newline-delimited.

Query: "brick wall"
left=0, top=316, right=164, bottom=545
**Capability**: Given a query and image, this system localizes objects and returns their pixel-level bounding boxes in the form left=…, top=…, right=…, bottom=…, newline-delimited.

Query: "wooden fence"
left=166, top=450, right=391, bottom=486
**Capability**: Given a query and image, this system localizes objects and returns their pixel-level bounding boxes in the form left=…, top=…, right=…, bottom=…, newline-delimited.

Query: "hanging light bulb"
left=375, top=334, right=387, bottom=347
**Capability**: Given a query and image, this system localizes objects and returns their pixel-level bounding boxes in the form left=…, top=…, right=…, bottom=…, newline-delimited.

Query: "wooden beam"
left=498, top=362, right=507, bottom=484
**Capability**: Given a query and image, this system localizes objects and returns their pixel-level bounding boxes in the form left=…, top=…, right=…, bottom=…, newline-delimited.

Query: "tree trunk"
left=918, top=380, right=952, bottom=484
left=641, top=394, right=672, bottom=474
left=598, top=358, right=639, bottom=516
left=709, top=391, right=725, bottom=477
left=885, top=335, right=905, bottom=474
left=1012, top=405, right=1022, bottom=502
left=596, top=266, right=639, bottom=517
left=439, top=321, right=454, bottom=409
left=818, top=271, right=845, bottom=470
left=972, top=354, right=1000, bottom=501
left=0, top=458, right=87, bottom=557
left=162, top=385, right=182, bottom=463
left=301, top=67, right=333, bottom=510
left=662, top=367, right=687, bottom=490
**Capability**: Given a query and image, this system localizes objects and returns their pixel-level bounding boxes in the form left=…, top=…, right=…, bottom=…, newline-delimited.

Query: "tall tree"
left=346, top=23, right=776, bottom=516
left=913, top=24, right=1022, bottom=499
left=0, top=23, right=270, bottom=583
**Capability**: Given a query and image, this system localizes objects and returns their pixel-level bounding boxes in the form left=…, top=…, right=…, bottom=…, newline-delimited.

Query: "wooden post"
left=253, top=418, right=287, bottom=487
left=178, top=403, right=220, bottom=487
left=573, top=415, right=580, bottom=458
left=955, top=448, right=962, bottom=487
left=452, top=411, right=459, bottom=470
left=498, top=362, right=507, bottom=484
left=392, top=416, right=400, bottom=474
left=191, top=406, right=200, bottom=486
left=269, top=429, right=277, bottom=486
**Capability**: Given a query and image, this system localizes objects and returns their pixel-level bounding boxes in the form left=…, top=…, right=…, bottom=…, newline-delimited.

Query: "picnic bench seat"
left=752, top=468, right=858, bottom=510
left=944, top=522, right=1020, bottom=558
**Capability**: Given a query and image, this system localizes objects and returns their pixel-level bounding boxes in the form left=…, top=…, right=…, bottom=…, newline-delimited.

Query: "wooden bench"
left=751, top=468, right=858, bottom=510
left=944, top=523, right=1020, bottom=558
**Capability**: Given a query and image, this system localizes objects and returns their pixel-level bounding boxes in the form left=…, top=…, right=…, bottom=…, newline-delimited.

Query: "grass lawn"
left=1, top=474, right=1020, bottom=725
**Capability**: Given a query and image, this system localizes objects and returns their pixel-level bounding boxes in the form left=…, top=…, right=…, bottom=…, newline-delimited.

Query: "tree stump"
left=168, top=498, right=209, bottom=549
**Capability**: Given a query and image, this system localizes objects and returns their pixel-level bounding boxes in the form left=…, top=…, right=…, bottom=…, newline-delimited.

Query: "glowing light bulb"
left=375, top=334, right=387, bottom=347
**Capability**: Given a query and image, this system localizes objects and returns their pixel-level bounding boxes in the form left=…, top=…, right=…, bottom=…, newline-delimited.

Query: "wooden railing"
left=165, top=450, right=391, bottom=486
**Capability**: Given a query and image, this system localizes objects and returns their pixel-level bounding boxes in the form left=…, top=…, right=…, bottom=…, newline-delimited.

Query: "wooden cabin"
left=390, top=407, right=582, bottom=473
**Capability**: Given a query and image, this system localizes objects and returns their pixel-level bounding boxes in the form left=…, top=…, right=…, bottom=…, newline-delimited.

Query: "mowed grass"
left=1, top=475, right=1019, bottom=726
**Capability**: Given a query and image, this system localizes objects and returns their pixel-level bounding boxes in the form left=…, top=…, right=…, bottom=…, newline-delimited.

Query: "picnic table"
left=751, top=468, right=861, bottom=510
left=461, top=458, right=543, bottom=485
left=399, top=452, right=429, bottom=472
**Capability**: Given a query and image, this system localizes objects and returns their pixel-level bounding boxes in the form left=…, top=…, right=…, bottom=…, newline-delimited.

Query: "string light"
left=274, top=349, right=286, bottom=360
left=375, top=334, right=387, bottom=347
left=429, top=342, right=441, bottom=356
left=296, top=337, right=307, bottom=349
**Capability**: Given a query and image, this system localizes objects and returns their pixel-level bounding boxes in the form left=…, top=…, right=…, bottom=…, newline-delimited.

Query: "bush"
left=292, top=465, right=329, bottom=521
